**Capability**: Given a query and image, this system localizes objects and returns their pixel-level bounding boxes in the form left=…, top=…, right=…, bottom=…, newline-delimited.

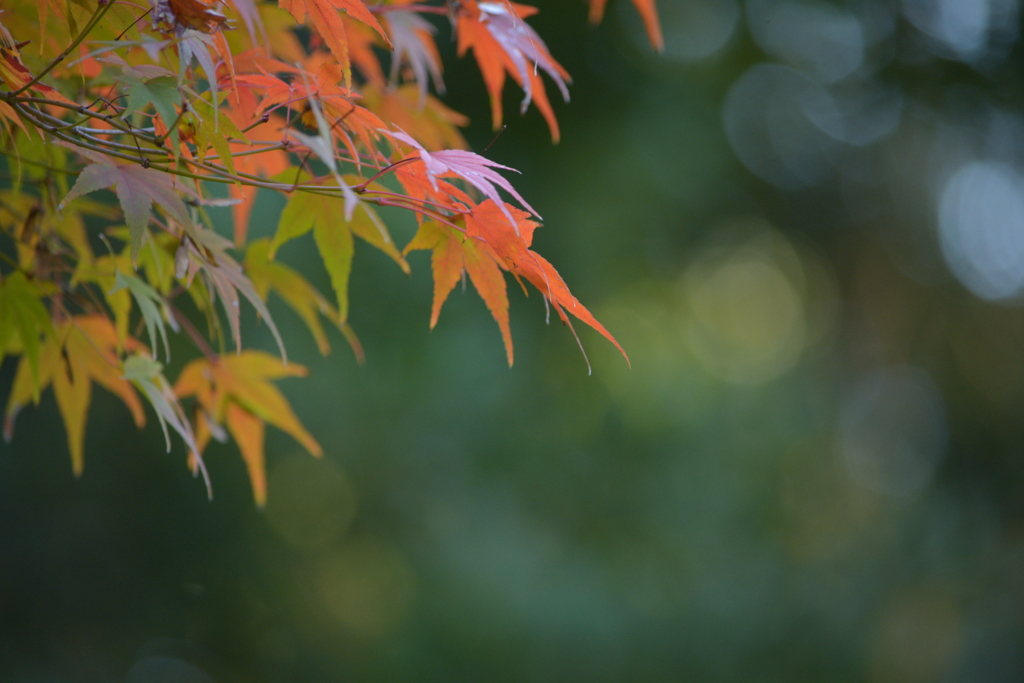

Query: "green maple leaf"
left=269, top=172, right=409, bottom=323
left=0, top=271, right=56, bottom=400
left=188, top=99, right=249, bottom=176
left=120, top=74, right=182, bottom=150
left=61, top=161, right=193, bottom=264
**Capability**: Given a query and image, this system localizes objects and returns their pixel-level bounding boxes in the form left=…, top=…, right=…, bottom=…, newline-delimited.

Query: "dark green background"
left=4, top=0, right=1024, bottom=681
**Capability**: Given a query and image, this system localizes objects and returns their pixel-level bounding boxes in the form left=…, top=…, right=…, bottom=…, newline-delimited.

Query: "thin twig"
left=355, top=157, right=415, bottom=191
left=12, top=0, right=116, bottom=96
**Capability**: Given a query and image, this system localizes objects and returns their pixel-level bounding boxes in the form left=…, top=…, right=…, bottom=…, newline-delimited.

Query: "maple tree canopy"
left=0, top=0, right=658, bottom=505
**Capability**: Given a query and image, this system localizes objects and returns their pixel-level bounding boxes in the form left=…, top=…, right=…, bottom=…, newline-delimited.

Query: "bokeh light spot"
left=682, top=230, right=808, bottom=383
left=905, top=0, right=999, bottom=59
left=724, top=63, right=844, bottom=188
left=747, top=0, right=865, bottom=84
left=868, top=591, right=964, bottom=683
left=265, top=455, right=357, bottom=551
left=939, top=161, right=1024, bottom=301
left=840, top=367, right=947, bottom=498
left=315, top=537, right=417, bottom=640
left=626, top=0, right=740, bottom=62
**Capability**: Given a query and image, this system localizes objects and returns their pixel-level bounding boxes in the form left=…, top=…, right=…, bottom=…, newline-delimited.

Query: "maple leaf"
left=270, top=172, right=409, bottom=323
left=223, top=116, right=289, bottom=246
left=122, top=353, right=211, bottom=496
left=245, top=238, right=364, bottom=359
left=394, top=157, right=475, bottom=218
left=385, top=9, right=445, bottom=105
left=60, top=160, right=193, bottom=264
left=186, top=98, right=250, bottom=176
left=466, top=200, right=629, bottom=369
left=0, top=98, right=28, bottom=137
left=0, top=39, right=73, bottom=103
left=174, top=351, right=322, bottom=506
left=456, top=0, right=571, bottom=142
left=77, top=253, right=133, bottom=345
left=279, top=0, right=390, bottom=87
left=240, top=70, right=299, bottom=121
left=119, top=73, right=182, bottom=150
left=109, top=269, right=179, bottom=362
left=363, top=84, right=468, bottom=153
left=587, top=0, right=663, bottom=52
left=389, top=128, right=537, bottom=229
left=345, top=13, right=387, bottom=88
left=0, top=271, right=56, bottom=398
left=287, top=67, right=364, bottom=216
left=36, top=0, right=69, bottom=49
left=224, top=0, right=264, bottom=43
left=177, top=225, right=288, bottom=362
left=242, top=58, right=387, bottom=176
left=404, top=203, right=628, bottom=372
left=154, top=0, right=230, bottom=34
left=3, top=316, right=146, bottom=476
left=405, top=220, right=514, bottom=366
left=179, top=30, right=222, bottom=110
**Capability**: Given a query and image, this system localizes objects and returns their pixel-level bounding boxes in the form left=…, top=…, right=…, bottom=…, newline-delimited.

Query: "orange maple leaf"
left=587, top=0, right=663, bottom=52
left=406, top=202, right=628, bottom=369
left=225, top=114, right=290, bottom=245
left=4, top=316, right=147, bottom=476
left=175, top=351, right=323, bottom=507
left=405, top=220, right=514, bottom=366
left=456, top=0, right=571, bottom=142
left=467, top=200, right=629, bottom=368
left=363, top=84, right=469, bottom=153
left=279, top=0, right=390, bottom=86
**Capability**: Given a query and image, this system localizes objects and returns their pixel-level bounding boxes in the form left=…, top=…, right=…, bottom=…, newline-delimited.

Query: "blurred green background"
left=5, top=0, right=1024, bottom=680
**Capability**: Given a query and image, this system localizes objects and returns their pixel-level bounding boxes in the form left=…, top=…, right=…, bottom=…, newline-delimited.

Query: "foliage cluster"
left=0, top=0, right=656, bottom=503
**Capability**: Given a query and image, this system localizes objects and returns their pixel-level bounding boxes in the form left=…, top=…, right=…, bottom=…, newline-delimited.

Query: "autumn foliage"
left=0, top=0, right=657, bottom=504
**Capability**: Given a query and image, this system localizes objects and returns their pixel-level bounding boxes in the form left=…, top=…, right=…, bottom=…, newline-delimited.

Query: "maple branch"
left=12, top=0, right=116, bottom=96
left=114, top=7, right=152, bottom=41
left=366, top=197, right=467, bottom=234
left=239, top=113, right=270, bottom=134
left=354, top=158, right=416, bottom=191
left=12, top=105, right=154, bottom=166
left=201, top=143, right=290, bottom=161
left=74, top=127, right=155, bottom=136
left=76, top=130, right=166, bottom=157
left=15, top=106, right=288, bottom=194
left=5, top=156, right=78, bottom=176
left=9, top=96, right=142, bottom=140
left=360, top=188, right=467, bottom=214
left=483, top=124, right=508, bottom=153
